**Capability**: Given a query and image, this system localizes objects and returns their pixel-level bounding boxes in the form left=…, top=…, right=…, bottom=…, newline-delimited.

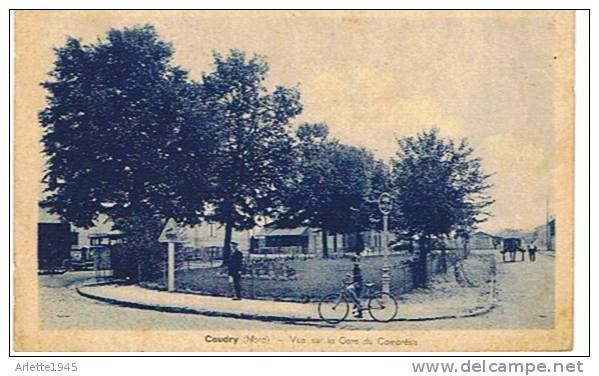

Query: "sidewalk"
left=77, top=281, right=495, bottom=324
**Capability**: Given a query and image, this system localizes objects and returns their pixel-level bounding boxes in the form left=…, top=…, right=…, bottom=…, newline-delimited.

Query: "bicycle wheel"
left=368, top=292, right=398, bottom=322
left=318, top=293, right=350, bottom=324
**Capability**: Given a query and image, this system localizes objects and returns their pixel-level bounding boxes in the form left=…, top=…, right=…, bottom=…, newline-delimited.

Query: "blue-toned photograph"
left=12, top=10, right=574, bottom=352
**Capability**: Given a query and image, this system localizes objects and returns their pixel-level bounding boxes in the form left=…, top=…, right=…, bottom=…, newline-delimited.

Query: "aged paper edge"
left=12, top=10, right=574, bottom=352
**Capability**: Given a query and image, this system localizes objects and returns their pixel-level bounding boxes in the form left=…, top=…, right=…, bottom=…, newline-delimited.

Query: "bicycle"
left=318, top=279, right=398, bottom=324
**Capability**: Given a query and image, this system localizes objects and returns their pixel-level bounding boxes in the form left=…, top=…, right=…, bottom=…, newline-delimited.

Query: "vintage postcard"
left=13, top=10, right=574, bottom=352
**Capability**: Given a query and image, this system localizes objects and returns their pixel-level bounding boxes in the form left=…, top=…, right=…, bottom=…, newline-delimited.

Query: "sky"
left=18, top=11, right=564, bottom=232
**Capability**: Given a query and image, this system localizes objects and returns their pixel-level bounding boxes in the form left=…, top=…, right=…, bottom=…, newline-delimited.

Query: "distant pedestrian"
left=528, top=244, right=538, bottom=262
left=527, top=244, right=533, bottom=261
left=228, top=242, right=244, bottom=300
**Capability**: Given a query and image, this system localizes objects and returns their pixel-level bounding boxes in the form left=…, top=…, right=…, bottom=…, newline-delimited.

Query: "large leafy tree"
left=390, top=127, right=493, bottom=287
left=39, top=25, right=211, bottom=279
left=197, top=50, right=303, bottom=263
left=279, top=123, right=384, bottom=257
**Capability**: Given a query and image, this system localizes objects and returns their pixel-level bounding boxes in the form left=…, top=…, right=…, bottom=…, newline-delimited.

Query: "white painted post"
left=159, top=218, right=181, bottom=293
left=167, top=241, right=175, bottom=292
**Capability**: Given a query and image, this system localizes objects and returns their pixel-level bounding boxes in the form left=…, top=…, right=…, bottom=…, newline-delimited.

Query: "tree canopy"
left=279, top=123, right=388, bottom=257
left=390, top=127, right=493, bottom=285
left=196, top=50, right=303, bottom=262
left=39, top=25, right=210, bottom=230
left=39, top=25, right=216, bottom=279
left=39, top=24, right=494, bottom=284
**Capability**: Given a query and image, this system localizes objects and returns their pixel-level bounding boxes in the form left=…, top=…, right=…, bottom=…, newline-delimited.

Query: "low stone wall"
left=141, top=250, right=472, bottom=302
left=218, top=257, right=299, bottom=281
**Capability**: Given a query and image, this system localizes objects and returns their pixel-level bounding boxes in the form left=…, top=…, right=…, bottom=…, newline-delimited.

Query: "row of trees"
left=39, top=25, right=493, bottom=285
left=280, top=122, right=390, bottom=258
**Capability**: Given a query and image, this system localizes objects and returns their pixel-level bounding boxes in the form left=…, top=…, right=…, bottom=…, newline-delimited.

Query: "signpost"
left=378, top=192, right=392, bottom=294
left=158, top=218, right=185, bottom=292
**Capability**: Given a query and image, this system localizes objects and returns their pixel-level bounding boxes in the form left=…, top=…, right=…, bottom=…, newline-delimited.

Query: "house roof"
left=494, top=229, right=532, bottom=239
left=88, top=232, right=123, bottom=239
left=266, top=227, right=310, bottom=237
left=473, top=231, right=498, bottom=238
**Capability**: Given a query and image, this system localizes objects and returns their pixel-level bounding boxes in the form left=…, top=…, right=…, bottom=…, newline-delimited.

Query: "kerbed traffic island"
left=77, top=284, right=495, bottom=323
left=76, top=256, right=496, bottom=324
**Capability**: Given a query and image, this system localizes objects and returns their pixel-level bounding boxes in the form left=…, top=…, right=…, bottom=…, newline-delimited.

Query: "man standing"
left=228, top=242, right=244, bottom=300
left=529, top=243, right=538, bottom=262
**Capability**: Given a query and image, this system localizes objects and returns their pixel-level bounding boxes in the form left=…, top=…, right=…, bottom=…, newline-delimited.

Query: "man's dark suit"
left=228, top=250, right=243, bottom=299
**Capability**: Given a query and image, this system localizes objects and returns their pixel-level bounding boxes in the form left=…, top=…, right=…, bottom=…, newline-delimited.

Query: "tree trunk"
left=333, top=234, right=338, bottom=254
left=321, top=228, right=329, bottom=259
left=440, top=248, right=447, bottom=274
left=222, top=218, right=233, bottom=265
left=354, top=230, right=363, bottom=254
left=463, top=238, right=470, bottom=259
left=417, top=236, right=430, bottom=287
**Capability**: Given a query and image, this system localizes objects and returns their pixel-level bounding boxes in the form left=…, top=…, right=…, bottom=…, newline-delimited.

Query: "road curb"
left=76, top=286, right=321, bottom=323
left=76, top=275, right=496, bottom=324
left=401, top=259, right=497, bottom=322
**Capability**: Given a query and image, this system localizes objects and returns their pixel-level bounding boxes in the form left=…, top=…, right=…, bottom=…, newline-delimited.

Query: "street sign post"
left=158, top=218, right=185, bottom=292
left=378, top=192, right=392, bottom=294
left=378, top=192, right=392, bottom=215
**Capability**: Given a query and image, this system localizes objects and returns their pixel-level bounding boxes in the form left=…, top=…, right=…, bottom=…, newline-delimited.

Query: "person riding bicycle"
left=346, top=255, right=363, bottom=318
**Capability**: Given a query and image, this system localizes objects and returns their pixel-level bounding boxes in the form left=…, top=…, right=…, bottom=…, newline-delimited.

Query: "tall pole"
left=167, top=241, right=175, bottom=292
left=378, top=192, right=392, bottom=294
left=382, top=213, right=390, bottom=294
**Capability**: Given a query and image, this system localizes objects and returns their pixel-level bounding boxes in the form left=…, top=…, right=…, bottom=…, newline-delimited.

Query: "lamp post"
left=378, top=192, right=392, bottom=294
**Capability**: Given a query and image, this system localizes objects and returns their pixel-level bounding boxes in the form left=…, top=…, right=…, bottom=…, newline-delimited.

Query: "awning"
left=266, top=227, right=309, bottom=237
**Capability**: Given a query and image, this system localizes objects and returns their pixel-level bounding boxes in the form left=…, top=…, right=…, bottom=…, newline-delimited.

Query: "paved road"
left=39, top=252, right=554, bottom=331
left=39, top=272, right=293, bottom=330
left=339, top=251, right=555, bottom=330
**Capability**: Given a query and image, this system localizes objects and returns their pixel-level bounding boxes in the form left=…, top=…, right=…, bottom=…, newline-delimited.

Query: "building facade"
left=252, top=224, right=390, bottom=256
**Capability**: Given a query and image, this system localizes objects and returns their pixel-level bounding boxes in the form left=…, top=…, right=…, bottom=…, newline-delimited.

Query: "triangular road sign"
left=158, top=218, right=185, bottom=243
